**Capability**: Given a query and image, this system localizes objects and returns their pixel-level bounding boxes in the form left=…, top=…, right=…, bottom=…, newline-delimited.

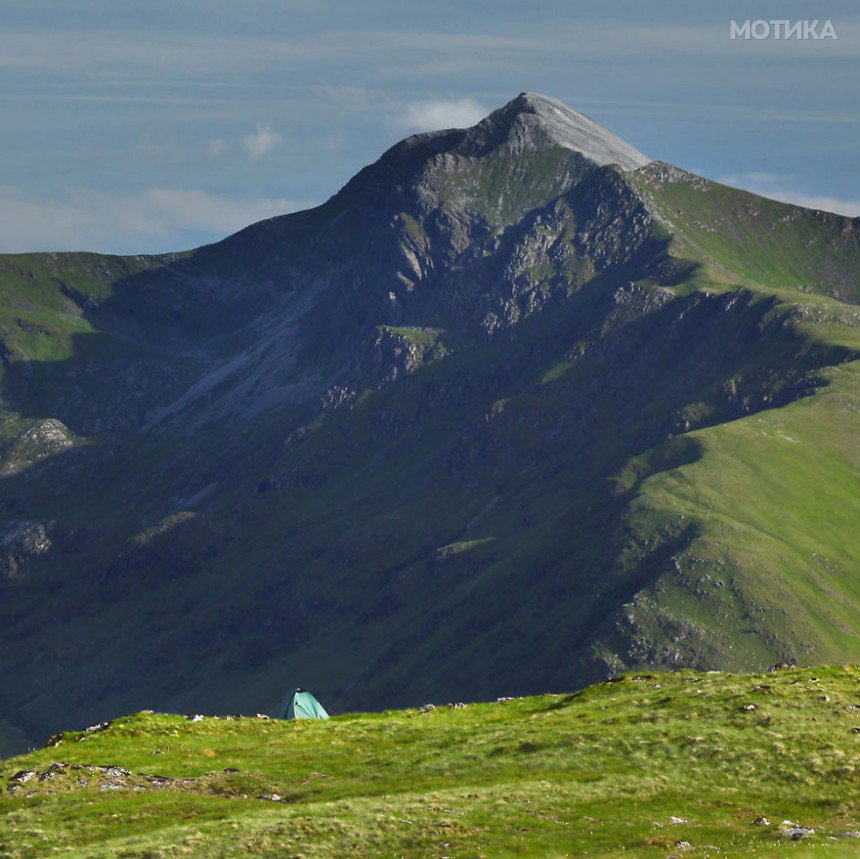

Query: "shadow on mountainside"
left=1, top=148, right=859, bottom=740
left=1, top=244, right=858, bottom=740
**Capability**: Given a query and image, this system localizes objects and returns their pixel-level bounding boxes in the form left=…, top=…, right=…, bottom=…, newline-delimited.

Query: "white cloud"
left=717, top=172, right=860, bottom=217
left=392, top=98, right=488, bottom=133
left=206, top=138, right=230, bottom=158
left=242, top=125, right=283, bottom=159
left=0, top=185, right=308, bottom=254
left=206, top=125, right=283, bottom=160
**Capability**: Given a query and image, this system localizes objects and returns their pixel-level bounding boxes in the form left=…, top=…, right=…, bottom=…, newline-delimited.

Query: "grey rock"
left=478, top=93, right=650, bottom=171
left=780, top=825, right=814, bottom=841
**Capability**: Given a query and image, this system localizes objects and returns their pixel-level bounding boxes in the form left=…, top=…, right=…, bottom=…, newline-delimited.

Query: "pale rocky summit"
left=476, top=92, right=650, bottom=170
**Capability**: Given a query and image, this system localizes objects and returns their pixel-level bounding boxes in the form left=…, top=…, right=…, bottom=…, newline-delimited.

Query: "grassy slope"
left=0, top=252, right=168, bottom=360
left=0, top=667, right=858, bottom=856
left=0, top=252, right=170, bottom=456
left=588, top=169, right=860, bottom=674
left=619, top=363, right=860, bottom=661
left=632, top=164, right=860, bottom=301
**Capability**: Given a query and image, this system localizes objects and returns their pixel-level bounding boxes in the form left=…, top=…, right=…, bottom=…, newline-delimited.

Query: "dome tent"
left=271, top=688, right=329, bottom=720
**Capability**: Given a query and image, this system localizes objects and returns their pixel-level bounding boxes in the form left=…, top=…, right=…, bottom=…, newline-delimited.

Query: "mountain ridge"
left=0, top=93, right=857, bottom=748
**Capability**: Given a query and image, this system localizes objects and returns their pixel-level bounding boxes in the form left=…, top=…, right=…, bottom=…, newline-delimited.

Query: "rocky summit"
left=0, top=93, right=858, bottom=747
left=484, top=92, right=651, bottom=169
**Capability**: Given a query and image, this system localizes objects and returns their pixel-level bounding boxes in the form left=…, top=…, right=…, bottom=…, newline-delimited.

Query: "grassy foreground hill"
left=1, top=667, right=859, bottom=857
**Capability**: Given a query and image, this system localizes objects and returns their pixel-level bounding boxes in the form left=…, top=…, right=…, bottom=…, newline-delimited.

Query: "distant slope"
left=0, top=93, right=858, bottom=742
left=0, top=667, right=857, bottom=856
left=633, top=162, right=860, bottom=302
left=0, top=719, right=30, bottom=758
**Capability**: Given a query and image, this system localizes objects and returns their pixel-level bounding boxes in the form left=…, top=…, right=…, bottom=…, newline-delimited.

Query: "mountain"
left=0, top=93, right=858, bottom=747
left=2, top=666, right=857, bottom=855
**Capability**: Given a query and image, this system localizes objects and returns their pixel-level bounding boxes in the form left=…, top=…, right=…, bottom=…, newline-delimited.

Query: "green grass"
left=1, top=667, right=858, bottom=856
left=0, top=252, right=168, bottom=362
left=633, top=165, right=860, bottom=302
left=605, top=356, right=860, bottom=671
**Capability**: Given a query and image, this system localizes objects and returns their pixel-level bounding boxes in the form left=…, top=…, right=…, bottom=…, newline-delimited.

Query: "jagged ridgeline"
left=0, top=93, right=858, bottom=746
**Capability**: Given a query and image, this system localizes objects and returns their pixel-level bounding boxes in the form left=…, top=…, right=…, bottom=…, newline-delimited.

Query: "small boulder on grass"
left=778, top=822, right=814, bottom=841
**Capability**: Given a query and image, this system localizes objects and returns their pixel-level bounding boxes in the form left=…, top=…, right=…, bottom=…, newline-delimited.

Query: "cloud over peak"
left=392, top=97, right=488, bottom=133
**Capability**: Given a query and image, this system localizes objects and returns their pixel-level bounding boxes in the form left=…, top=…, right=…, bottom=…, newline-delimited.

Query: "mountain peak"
left=479, top=92, right=649, bottom=171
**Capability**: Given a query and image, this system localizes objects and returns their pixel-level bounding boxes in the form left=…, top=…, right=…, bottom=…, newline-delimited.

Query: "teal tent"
left=271, top=688, right=329, bottom=720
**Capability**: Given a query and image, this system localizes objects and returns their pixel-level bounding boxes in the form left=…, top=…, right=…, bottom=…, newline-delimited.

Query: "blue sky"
left=2, top=0, right=858, bottom=253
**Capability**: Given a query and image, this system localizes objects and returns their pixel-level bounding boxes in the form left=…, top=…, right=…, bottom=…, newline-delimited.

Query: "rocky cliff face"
left=0, top=94, right=858, bottom=745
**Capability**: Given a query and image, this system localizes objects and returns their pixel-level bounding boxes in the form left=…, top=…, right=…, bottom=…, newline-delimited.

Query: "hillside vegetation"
left=1, top=667, right=858, bottom=856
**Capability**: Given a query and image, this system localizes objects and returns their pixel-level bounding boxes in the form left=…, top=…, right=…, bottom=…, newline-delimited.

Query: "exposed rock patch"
left=6, top=762, right=236, bottom=797
left=0, top=418, right=74, bottom=476
left=0, top=520, right=52, bottom=578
